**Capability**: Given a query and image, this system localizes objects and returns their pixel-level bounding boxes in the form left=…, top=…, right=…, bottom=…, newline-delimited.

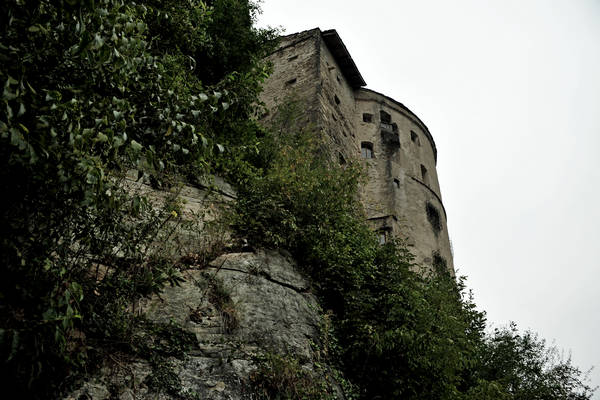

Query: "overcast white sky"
left=257, top=0, right=600, bottom=395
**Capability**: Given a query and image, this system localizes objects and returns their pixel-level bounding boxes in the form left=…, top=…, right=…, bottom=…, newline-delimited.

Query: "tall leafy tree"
left=0, top=0, right=274, bottom=397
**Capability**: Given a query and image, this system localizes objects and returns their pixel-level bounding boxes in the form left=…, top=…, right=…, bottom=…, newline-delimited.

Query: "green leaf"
left=130, top=140, right=142, bottom=151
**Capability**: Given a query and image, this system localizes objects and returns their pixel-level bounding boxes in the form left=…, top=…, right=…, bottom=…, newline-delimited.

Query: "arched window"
left=361, top=142, right=374, bottom=159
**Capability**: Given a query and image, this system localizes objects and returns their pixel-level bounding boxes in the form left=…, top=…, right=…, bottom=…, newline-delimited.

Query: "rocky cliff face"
left=67, top=250, right=341, bottom=399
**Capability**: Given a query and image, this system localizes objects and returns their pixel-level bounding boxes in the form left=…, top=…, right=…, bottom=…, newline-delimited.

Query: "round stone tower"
left=261, top=28, right=453, bottom=273
left=354, top=88, right=453, bottom=272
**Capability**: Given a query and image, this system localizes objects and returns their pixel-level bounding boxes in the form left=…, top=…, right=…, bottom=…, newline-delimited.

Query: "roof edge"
left=320, top=29, right=366, bottom=88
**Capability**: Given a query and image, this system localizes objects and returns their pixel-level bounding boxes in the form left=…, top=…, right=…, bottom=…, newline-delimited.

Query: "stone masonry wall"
left=260, top=28, right=455, bottom=273
left=261, top=30, right=321, bottom=130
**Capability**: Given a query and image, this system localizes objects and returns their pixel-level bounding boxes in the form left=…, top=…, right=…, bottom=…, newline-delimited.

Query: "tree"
left=0, top=0, right=274, bottom=397
left=472, top=324, right=596, bottom=400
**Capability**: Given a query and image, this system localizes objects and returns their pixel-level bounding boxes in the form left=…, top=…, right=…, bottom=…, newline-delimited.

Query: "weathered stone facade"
left=261, top=28, right=454, bottom=273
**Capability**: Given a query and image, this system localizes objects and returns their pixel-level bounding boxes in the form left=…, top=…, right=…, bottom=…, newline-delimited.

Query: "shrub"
left=0, top=0, right=274, bottom=397
left=234, top=99, right=595, bottom=399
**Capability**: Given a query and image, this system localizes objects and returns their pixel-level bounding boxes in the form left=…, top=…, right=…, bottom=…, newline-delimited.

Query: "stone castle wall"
left=261, top=28, right=453, bottom=273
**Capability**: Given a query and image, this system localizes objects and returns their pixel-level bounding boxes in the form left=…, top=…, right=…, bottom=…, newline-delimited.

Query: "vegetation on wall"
left=233, top=98, right=596, bottom=400
left=0, top=0, right=274, bottom=397
left=0, top=1, right=595, bottom=399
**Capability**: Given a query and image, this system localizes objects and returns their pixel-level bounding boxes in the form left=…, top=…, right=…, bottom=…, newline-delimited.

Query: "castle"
left=260, top=28, right=454, bottom=274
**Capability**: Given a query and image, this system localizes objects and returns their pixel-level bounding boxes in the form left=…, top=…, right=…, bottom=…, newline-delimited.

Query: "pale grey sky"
left=257, top=0, right=600, bottom=395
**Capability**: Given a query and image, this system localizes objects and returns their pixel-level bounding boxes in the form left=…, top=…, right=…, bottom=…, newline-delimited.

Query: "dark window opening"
left=339, top=153, right=346, bottom=165
left=421, top=164, right=429, bottom=185
left=411, top=131, right=420, bottom=146
left=361, top=142, right=373, bottom=159
left=393, top=178, right=400, bottom=189
left=336, top=75, right=341, bottom=83
left=380, top=111, right=397, bottom=145
left=380, top=110, right=391, bottom=124
left=286, top=78, right=297, bottom=85
left=426, top=202, right=442, bottom=234
left=334, top=95, right=341, bottom=105
left=432, top=251, right=447, bottom=270
left=363, top=113, right=373, bottom=123
left=288, top=55, right=298, bottom=61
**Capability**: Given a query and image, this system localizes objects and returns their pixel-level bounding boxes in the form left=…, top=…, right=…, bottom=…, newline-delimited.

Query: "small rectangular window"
left=362, top=113, right=373, bottom=123
left=334, top=95, right=341, bottom=105
left=378, top=231, right=387, bottom=245
left=380, top=110, right=391, bottom=124
left=361, top=142, right=373, bottom=159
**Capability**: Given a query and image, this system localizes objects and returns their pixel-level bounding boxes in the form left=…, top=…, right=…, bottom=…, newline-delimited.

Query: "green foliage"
left=0, top=0, right=273, bottom=397
left=206, top=275, right=239, bottom=333
left=0, top=1, right=594, bottom=399
left=250, top=353, right=339, bottom=400
left=471, top=324, right=595, bottom=400
left=232, top=99, right=374, bottom=310
left=145, top=357, right=184, bottom=397
left=233, top=99, right=595, bottom=400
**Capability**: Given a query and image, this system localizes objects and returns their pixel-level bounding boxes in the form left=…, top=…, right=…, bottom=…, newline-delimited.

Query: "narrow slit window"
left=361, top=142, right=374, bottom=159
left=421, top=164, right=429, bottom=185
left=286, top=78, right=297, bottom=85
left=334, top=95, right=341, bottom=105
left=339, top=153, right=346, bottom=165
left=363, top=113, right=373, bottom=123
left=411, top=131, right=420, bottom=146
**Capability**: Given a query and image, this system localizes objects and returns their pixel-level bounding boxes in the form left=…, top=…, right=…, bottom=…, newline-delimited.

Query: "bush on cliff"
left=0, top=0, right=274, bottom=397
left=232, top=99, right=595, bottom=400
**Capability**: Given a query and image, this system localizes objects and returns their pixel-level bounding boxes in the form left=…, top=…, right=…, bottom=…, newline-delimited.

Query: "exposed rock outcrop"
left=67, top=250, right=339, bottom=400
